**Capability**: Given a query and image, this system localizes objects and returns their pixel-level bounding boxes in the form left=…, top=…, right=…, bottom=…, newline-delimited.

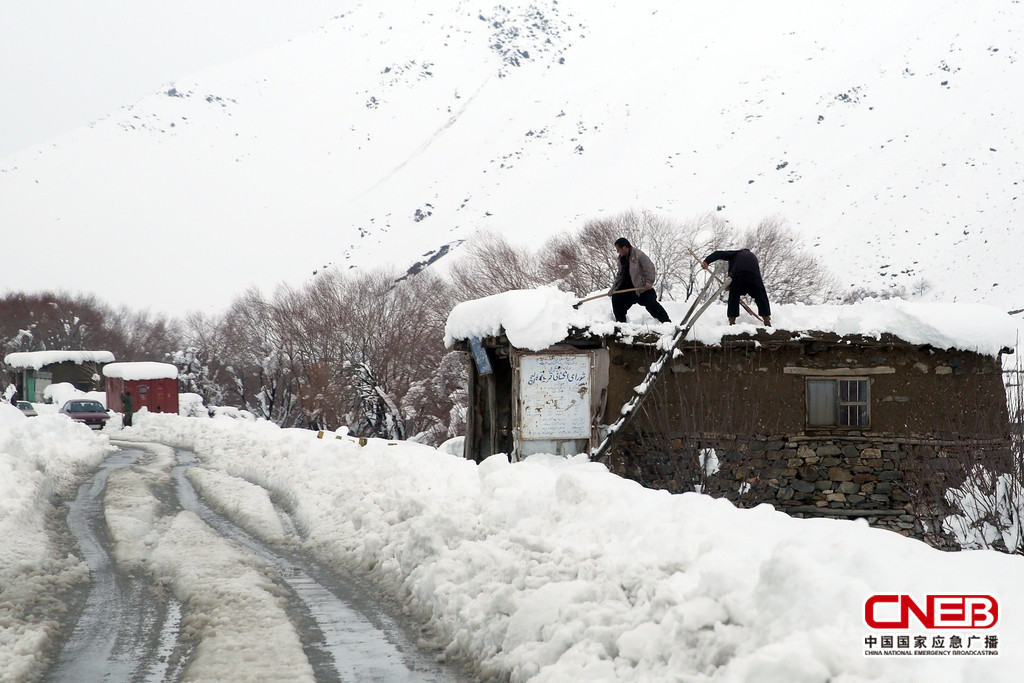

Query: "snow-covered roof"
left=3, top=350, right=115, bottom=370
left=444, top=286, right=1018, bottom=357
left=102, top=362, right=179, bottom=381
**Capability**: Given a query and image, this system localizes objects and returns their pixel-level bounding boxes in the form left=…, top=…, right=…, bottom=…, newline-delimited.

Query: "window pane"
left=843, top=403, right=868, bottom=423
left=839, top=379, right=861, bottom=402
left=807, top=380, right=836, bottom=425
left=837, top=380, right=869, bottom=427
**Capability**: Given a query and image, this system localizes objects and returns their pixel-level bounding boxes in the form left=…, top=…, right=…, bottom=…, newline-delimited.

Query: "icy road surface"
left=45, top=444, right=465, bottom=682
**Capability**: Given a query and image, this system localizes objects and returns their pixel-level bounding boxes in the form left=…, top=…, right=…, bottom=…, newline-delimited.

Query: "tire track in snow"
left=46, top=448, right=183, bottom=683
left=170, top=449, right=458, bottom=682
left=49, top=444, right=461, bottom=682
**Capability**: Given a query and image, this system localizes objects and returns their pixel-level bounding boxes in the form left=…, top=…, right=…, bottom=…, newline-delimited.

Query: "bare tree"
left=173, top=311, right=230, bottom=409
left=738, top=216, right=840, bottom=304
left=637, top=210, right=735, bottom=301
left=672, top=212, right=733, bottom=299
left=534, top=210, right=736, bottom=301
left=106, top=307, right=182, bottom=361
left=276, top=273, right=350, bottom=430
left=274, top=266, right=461, bottom=442
left=400, top=350, right=468, bottom=443
left=537, top=216, right=620, bottom=296
left=344, top=360, right=407, bottom=439
left=454, top=211, right=838, bottom=310
left=448, top=230, right=542, bottom=300
left=0, top=290, right=181, bottom=361
left=218, top=287, right=302, bottom=425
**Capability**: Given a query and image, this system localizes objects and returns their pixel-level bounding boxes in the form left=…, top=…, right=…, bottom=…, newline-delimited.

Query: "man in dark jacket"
left=701, top=248, right=771, bottom=326
left=610, top=237, right=671, bottom=324
left=121, top=391, right=134, bottom=428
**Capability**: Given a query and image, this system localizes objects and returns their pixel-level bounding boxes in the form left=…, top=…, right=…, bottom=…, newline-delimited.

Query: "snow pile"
left=102, top=361, right=179, bottom=380
left=106, top=413, right=1024, bottom=681
left=0, top=403, right=113, bottom=681
left=444, top=285, right=610, bottom=351
left=43, top=382, right=109, bottom=409
left=178, top=392, right=209, bottom=417
left=445, top=288, right=1019, bottom=358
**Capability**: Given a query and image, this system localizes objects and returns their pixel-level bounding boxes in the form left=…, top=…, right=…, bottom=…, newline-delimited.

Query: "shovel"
left=572, top=287, right=642, bottom=309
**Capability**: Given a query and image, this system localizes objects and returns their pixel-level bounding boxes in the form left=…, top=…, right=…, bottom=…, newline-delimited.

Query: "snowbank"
left=0, top=403, right=114, bottom=681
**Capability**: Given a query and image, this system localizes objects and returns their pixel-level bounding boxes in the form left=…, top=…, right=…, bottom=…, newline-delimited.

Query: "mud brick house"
left=602, top=328, right=1012, bottom=545
left=447, top=291, right=1018, bottom=545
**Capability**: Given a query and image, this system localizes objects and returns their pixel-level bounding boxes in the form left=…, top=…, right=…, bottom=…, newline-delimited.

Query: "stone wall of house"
left=597, top=333, right=1013, bottom=548
left=604, top=431, right=1014, bottom=548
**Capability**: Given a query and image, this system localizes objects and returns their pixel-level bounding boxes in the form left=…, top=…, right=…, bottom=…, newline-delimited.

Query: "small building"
left=3, top=350, right=115, bottom=402
left=447, top=291, right=1018, bottom=545
left=103, top=362, right=180, bottom=415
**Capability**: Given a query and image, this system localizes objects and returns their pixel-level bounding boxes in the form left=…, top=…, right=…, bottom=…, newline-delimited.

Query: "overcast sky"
left=0, top=1, right=347, bottom=158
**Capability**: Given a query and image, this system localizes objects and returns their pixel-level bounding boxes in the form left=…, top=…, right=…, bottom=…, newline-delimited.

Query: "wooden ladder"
left=590, top=273, right=731, bottom=461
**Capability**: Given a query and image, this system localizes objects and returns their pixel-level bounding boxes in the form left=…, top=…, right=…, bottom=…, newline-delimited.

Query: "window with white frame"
left=806, top=378, right=869, bottom=428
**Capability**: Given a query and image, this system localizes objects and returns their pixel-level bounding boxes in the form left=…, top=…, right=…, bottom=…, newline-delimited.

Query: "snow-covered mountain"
left=2, top=0, right=1022, bottom=317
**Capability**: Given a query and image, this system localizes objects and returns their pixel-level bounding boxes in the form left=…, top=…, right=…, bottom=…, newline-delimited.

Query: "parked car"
left=15, top=400, right=38, bottom=417
left=59, top=399, right=110, bottom=429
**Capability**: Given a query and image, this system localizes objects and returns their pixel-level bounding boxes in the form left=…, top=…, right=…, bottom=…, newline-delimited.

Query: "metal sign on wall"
left=468, top=336, right=493, bottom=375
left=518, top=353, right=592, bottom=440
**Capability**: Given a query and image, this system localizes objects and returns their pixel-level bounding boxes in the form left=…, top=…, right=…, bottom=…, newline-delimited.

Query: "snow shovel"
left=572, top=287, right=642, bottom=309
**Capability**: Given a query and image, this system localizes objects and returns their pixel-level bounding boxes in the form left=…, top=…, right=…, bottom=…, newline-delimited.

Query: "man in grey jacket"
left=609, top=237, right=671, bottom=323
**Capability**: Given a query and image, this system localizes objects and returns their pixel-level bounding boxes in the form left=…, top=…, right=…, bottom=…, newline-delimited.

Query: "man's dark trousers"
left=727, top=271, right=771, bottom=319
left=612, top=289, right=671, bottom=323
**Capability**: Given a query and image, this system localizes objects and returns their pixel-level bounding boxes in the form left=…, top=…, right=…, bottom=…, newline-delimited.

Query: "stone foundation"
left=604, top=432, right=1013, bottom=549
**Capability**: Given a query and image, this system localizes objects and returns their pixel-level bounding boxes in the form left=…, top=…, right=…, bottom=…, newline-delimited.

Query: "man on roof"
left=610, top=238, right=671, bottom=324
left=701, top=248, right=772, bottom=327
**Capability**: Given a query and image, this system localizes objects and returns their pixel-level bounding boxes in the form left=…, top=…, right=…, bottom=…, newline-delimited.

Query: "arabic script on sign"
left=519, top=354, right=591, bottom=439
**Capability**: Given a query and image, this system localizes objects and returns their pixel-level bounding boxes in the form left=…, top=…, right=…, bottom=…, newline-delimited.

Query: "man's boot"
left=728, top=317, right=736, bottom=325
left=764, top=316, right=771, bottom=327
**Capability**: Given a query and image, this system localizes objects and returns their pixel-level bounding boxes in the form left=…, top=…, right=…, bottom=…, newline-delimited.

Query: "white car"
left=16, top=400, right=38, bottom=417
